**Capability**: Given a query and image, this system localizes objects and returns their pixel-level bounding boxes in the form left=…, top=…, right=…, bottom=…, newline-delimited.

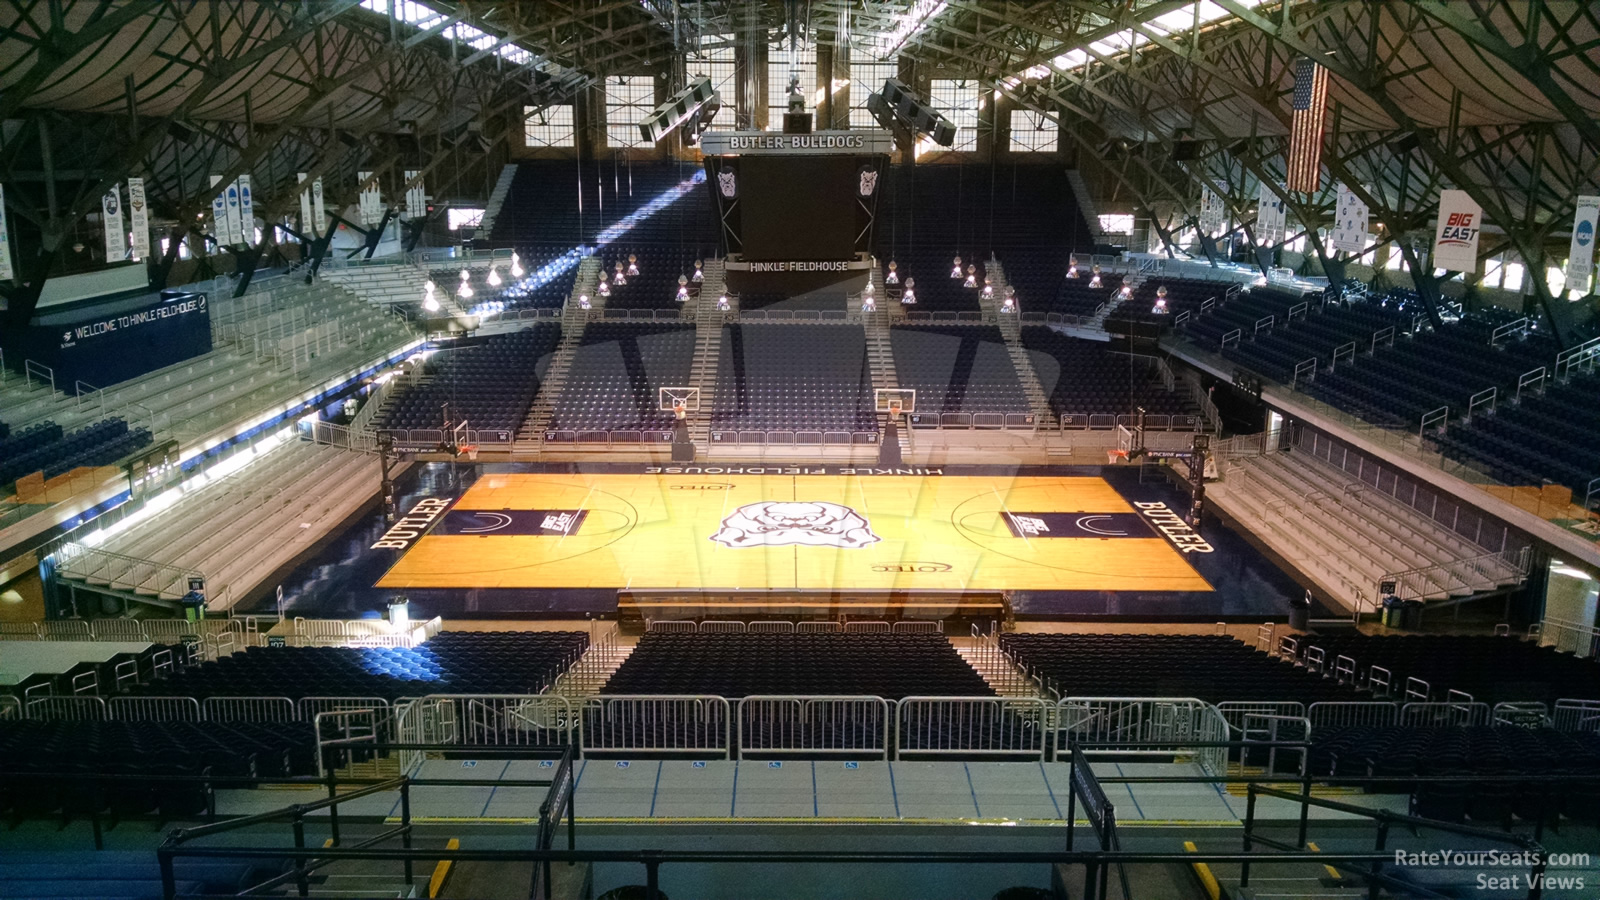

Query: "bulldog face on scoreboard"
left=710, top=501, right=881, bottom=549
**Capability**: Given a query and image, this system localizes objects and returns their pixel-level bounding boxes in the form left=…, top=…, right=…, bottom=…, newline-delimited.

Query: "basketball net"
left=461, top=444, right=479, bottom=461
left=1107, top=448, right=1129, bottom=464
left=888, top=400, right=903, bottom=421
left=673, top=400, right=687, bottom=421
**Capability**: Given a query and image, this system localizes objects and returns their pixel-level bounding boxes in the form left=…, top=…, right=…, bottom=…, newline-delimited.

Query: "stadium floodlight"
left=640, top=76, right=721, bottom=145
left=867, top=77, right=956, bottom=147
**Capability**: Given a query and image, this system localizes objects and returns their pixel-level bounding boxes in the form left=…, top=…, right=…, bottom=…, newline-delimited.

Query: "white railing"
left=896, top=696, right=1049, bottom=759
left=737, top=696, right=892, bottom=757
left=1553, top=335, right=1600, bottom=380
left=580, top=695, right=732, bottom=757
left=1056, top=697, right=1229, bottom=774
left=1552, top=699, right=1600, bottom=733
left=53, top=541, right=206, bottom=603
left=1533, top=616, right=1600, bottom=658
left=1381, top=545, right=1531, bottom=604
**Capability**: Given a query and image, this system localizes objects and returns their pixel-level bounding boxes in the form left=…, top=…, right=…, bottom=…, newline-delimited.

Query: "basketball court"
left=376, top=472, right=1214, bottom=594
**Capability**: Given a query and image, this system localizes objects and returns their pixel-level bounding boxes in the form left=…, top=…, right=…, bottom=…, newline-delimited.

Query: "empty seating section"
left=1302, top=310, right=1557, bottom=429
left=602, top=632, right=992, bottom=698
left=490, top=161, right=718, bottom=247
left=138, top=631, right=590, bottom=700
left=0, top=849, right=284, bottom=900
left=1000, top=633, right=1360, bottom=704
left=56, top=440, right=379, bottom=604
left=874, top=165, right=1078, bottom=256
left=1050, top=271, right=1123, bottom=317
left=1020, top=329, right=1198, bottom=424
left=0, top=417, right=150, bottom=487
left=711, top=324, right=877, bottom=437
left=594, top=247, right=711, bottom=310
left=1107, top=278, right=1225, bottom=328
left=1312, top=725, right=1600, bottom=824
left=738, top=291, right=849, bottom=313
left=548, top=322, right=696, bottom=436
left=379, top=324, right=561, bottom=433
left=889, top=325, right=1029, bottom=418
left=1289, top=633, right=1600, bottom=705
left=1218, top=291, right=1412, bottom=382
left=893, top=250, right=984, bottom=312
left=1433, top=371, right=1600, bottom=495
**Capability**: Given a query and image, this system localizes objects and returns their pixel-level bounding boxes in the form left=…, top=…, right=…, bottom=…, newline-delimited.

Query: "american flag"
left=1286, top=57, right=1329, bottom=193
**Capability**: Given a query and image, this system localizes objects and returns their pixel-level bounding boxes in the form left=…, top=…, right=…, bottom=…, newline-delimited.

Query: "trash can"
left=1401, top=599, right=1425, bottom=630
left=1288, top=594, right=1311, bottom=631
left=1381, top=595, right=1401, bottom=628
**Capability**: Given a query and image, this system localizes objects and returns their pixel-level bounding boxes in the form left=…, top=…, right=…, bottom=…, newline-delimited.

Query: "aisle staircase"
left=983, top=259, right=1057, bottom=429
left=517, top=307, right=589, bottom=444
left=478, top=163, right=518, bottom=237
left=685, top=261, right=728, bottom=447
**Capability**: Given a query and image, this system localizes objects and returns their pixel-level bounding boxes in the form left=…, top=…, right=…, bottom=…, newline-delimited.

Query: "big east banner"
left=1432, top=190, right=1482, bottom=272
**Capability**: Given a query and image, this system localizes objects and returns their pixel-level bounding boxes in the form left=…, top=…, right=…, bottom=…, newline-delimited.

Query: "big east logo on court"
left=711, top=501, right=881, bottom=549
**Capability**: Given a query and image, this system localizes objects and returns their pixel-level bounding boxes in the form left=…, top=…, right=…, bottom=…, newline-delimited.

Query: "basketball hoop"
left=888, top=400, right=904, bottom=420
left=460, top=444, right=479, bottom=461
left=673, top=399, right=688, bottom=421
left=1107, top=448, right=1129, bottom=464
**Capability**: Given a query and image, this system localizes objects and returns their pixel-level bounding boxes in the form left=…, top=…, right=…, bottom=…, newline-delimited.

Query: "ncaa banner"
left=224, top=179, right=243, bottom=245
left=1432, top=189, right=1482, bottom=272
left=1199, top=185, right=1226, bottom=235
left=0, top=183, right=14, bottom=280
left=237, top=175, right=254, bottom=246
left=1566, top=195, right=1598, bottom=288
left=127, top=178, right=150, bottom=259
left=1331, top=183, right=1368, bottom=253
left=357, top=171, right=380, bottom=225
left=1256, top=182, right=1286, bottom=245
left=102, top=184, right=126, bottom=260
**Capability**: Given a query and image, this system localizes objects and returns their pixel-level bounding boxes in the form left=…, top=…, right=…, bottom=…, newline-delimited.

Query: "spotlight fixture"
left=951, top=255, right=963, bottom=279
left=902, top=277, right=917, bottom=304
left=886, top=260, right=899, bottom=285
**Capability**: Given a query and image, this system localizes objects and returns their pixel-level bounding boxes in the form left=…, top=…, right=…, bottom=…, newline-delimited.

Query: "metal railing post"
left=291, top=810, right=310, bottom=897
left=1367, top=820, right=1389, bottom=900
left=400, top=779, right=415, bottom=888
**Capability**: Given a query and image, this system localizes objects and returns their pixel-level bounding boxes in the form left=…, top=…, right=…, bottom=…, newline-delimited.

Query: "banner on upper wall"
left=404, top=170, right=425, bottom=220
left=1256, top=182, right=1286, bottom=245
left=1432, top=189, right=1482, bottom=272
left=0, top=183, right=13, bottom=280
left=20, top=291, right=212, bottom=388
left=297, top=173, right=313, bottom=239
left=127, top=178, right=150, bottom=259
left=357, top=171, right=381, bottom=226
left=102, top=184, right=126, bottom=261
left=237, top=175, right=254, bottom=246
left=1567, top=195, right=1599, bottom=289
left=1331, top=183, right=1368, bottom=254
left=225, top=179, right=244, bottom=245
left=311, top=177, right=326, bottom=235
left=1199, top=185, right=1226, bottom=235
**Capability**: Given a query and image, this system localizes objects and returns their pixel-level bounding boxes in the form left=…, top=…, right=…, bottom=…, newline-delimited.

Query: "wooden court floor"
left=376, top=473, right=1212, bottom=593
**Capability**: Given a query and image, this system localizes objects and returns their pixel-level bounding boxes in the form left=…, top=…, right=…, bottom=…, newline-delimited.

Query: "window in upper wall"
left=925, top=79, right=979, bottom=153
left=525, top=104, right=575, bottom=148
left=448, top=208, right=485, bottom=230
left=689, top=35, right=737, bottom=132
left=849, top=60, right=899, bottom=129
left=1009, top=109, right=1058, bottom=152
left=1098, top=214, right=1135, bottom=235
left=768, top=42, right=818, bottom=130
left=606, top=75, right=656, bottom=148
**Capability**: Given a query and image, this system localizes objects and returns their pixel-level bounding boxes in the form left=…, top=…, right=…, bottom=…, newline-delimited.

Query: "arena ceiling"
left=0, top=1, right=1596, bottom=324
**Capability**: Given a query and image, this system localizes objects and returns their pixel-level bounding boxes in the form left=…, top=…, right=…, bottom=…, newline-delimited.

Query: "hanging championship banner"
left=297, top=173, right=313, bottom=240
left=1199, top=186, right=1226, bottom=235
left=1256, top=182, right=1286, bottom=245
left=357, top=171, right=382, bottom=225
left=1331, top=183, right=1368, bottom=254
left=127, top=178, right=150, bottom=259
left=1432, top=189, right=1482, bottom=272
left=237, top=174, right=255, bottom=246
left=1566, top=195, right=1598, bottom=289
left=0, top=184, right=14, bottom=280
left=210, top=175, right=228, bottom=245
left=404, top=170, right=425, bottom=220
left=312, top=177, right=326, bottom=235
left=224, top=179, right=244, bottom=245
left=102, top=184, right=126, bottom=261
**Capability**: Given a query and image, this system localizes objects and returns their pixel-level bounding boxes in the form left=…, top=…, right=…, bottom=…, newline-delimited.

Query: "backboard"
left=658, top=386, right=701, bottom=412
left=875, top=389, right=916, bottom=415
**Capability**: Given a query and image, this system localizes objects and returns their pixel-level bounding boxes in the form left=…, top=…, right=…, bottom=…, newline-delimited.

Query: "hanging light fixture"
left=981, top=275, right=994, bottom=299
left=716, top=293, right=730, bottom=311
left=578, top=293, right=591, bottom=309
left=627, top=253, right=639, bottom=276
left=510, top=251, right=525, bottom=279
left=862, top=291, right=876, bottom=312
left=1118, top=283, right=1134, bottom=302
left=885, top=260, right=899, bottom=285
left=1088, top=263, right=1102, bottom=289
left=692, top=259, right=704, bottom=283
left=1001, top=286, right=1016, bottom=313
left=950, top=255, right=963, bottom=279
left=676, top=274, right=690, bottom=302
left=457, top=268, right=474, bottom=298
left=963, top=264, right=977, bottom=288
left=487, top=265, right=502, bottom=287
left=1152, top=284, right=1169, bottom=315
left=1066, top=254, right=1080, bottom=279
left=902, top=277, right=917, bottom=304
left=422, top=280, right=440, bottom=312
left=613, top=261, right=627, bottom=285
